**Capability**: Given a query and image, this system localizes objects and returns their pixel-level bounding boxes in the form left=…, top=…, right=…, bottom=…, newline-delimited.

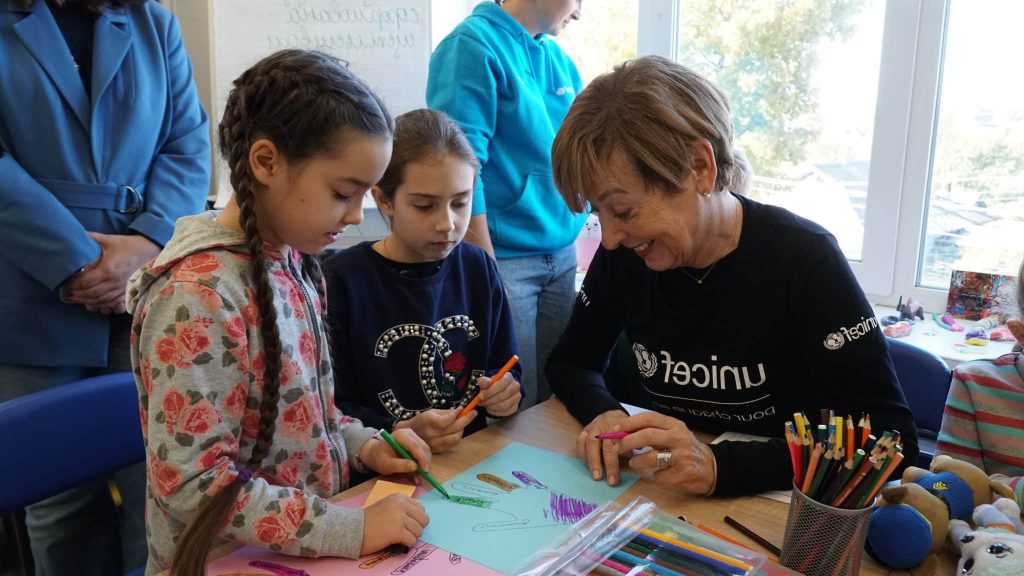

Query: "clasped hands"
left=576, top=410, right=717, bottom=495
left=68, top=232, right=160, bottom=315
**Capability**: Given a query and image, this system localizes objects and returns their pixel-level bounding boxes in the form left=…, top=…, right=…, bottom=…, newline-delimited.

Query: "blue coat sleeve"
left=426, top=34, right=499, bottom=215
left=127, top=13, right=210, bottom=246
left=0, top=148, right=100, bottom=289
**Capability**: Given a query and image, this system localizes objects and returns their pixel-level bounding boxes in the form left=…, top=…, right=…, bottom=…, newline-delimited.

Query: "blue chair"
left=886, top=338, right=952, bottom=468
left=0, top=372, right=146, bottom=576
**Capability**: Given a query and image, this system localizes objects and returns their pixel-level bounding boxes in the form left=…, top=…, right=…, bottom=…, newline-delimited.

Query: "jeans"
left=495, top=244, right=577, bottom=409
left=0, top=314, right=146, bottom=576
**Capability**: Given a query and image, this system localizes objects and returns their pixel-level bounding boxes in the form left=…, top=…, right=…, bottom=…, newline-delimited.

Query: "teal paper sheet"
left=419, top=441, right=639, bottom=574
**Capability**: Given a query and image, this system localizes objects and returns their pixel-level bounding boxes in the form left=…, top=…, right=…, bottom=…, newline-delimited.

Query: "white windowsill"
left=871, top=305, right=1014, bottom=368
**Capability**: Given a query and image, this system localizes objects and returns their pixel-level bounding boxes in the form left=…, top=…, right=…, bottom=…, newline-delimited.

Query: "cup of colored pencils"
left=779, top=410, right=904, bottom=576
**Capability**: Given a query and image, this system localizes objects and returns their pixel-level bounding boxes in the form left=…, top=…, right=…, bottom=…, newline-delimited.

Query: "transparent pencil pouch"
left=510, top=496, right=767, bottom=576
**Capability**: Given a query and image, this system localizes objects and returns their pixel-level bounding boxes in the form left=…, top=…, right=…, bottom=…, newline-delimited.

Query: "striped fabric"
left=937, top=353, right=1024, bottom=507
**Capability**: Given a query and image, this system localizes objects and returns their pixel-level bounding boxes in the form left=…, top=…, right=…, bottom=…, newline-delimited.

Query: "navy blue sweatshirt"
left=547, top=194, right=918, bottom=496
left=325, top=242, right=520, bottom=433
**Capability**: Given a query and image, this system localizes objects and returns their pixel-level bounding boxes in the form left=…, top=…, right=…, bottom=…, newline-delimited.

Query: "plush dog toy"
left=865, top=455, right=1014, bottom=575
left=949, top=498, right=1024, bottom=575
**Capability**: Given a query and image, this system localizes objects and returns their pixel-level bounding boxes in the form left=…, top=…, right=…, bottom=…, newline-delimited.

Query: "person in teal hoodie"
left=427, top=0, right=588, bottom=409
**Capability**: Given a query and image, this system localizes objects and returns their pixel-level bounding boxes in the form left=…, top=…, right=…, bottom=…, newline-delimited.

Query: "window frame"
left=640, top=0, right=961, bottom=311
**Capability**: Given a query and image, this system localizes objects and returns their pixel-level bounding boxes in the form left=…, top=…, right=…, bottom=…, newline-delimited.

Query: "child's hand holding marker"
left=393, top=409, right=476, bottom=454
left=457, top=354, right=521, bottom=418
left=358, top=428, right=433, bottom=478
left=472, top=369, right=521, bottom=418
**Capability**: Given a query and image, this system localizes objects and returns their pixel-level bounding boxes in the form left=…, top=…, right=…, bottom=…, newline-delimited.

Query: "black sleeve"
left=709, top=234, right=917, bottom=496
left=325, top=261, right=393, bottom=432
left=547, top=247, right=629, bottom=425
left=788, top=235, right=918, bottom=471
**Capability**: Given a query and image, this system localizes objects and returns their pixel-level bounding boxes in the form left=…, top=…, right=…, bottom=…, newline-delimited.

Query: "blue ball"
left=865, top=505, right=934, bottom=569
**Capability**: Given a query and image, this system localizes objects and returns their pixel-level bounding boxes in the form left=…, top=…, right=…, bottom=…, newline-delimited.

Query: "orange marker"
left=457, top=354, right=520, bottom=418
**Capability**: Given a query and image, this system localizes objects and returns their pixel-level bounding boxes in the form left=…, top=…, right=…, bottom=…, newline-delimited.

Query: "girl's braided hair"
left=171, top=49, right=392, bottom=575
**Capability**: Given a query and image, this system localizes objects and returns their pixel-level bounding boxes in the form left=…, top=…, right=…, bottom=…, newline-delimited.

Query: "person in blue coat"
left=0, top=0, right=210, bottom=573
left=427, top=0, right=588, bottom=410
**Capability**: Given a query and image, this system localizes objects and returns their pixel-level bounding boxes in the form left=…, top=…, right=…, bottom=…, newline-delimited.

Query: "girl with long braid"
left=127, top=49, right=431, bottom=575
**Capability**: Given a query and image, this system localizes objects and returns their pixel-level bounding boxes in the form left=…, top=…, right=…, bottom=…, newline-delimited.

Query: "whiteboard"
left=212, top=1, right=430, bottom=117
left=208, top=0, right=432, bottom=204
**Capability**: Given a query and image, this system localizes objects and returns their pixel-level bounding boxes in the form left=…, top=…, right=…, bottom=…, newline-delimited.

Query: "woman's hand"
left=576, top=409, right=630, bottom=485
left=358, top=428, right=432, bottom=476
left=615, top=411, right=717, bottom=495
left=393, top=409, right=475, bottom=453
left=69, top=233, right=159, bottom=314
left=360, top=493, right=429, bottom=555
left=476, top=372, right=521, bottom=418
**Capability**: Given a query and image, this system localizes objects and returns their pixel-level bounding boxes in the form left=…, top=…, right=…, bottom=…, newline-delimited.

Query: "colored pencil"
left=694, top=524, right=756, bottom=553
left=801, top=442, right=824, bottom=494
left=625, top=541, right=714, bottom=576
left=637, top=528, right=753, bottom=573
left=862, top=450, right=905, bottom=505
left=845, top=416, right=854, bottom=465
left=457, top=354, right=519, bottom=417
left=723, top=515, right=781, bottom=557
left=831, top=455, right=875, bottom=508
left=611, top=550, right=687, bottom=576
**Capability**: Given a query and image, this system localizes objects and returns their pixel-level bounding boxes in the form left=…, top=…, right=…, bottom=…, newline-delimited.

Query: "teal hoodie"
left=427, top=1, right=588, bottom=258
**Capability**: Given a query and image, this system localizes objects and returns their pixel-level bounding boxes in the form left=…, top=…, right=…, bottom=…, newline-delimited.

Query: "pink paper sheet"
left=207, top=487, right=498, bottom=576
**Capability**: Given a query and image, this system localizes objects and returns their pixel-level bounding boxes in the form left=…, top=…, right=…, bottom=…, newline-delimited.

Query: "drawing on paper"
left=448, top=470, right=600, bottom=532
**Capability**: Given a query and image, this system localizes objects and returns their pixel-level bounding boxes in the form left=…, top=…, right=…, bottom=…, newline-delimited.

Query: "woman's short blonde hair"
left=552, top=55, right=750, bottom=212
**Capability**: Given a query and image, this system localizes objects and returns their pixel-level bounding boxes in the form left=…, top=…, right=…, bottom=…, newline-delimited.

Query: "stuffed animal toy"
left=865, top=455, right=1014, bottom=575
left=949, top=498, right=1024, bottom=575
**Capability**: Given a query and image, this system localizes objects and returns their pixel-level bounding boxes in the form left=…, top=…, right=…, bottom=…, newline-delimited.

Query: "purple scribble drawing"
left=543, top=491, right=599, bottom=524
left=248, top=560, right=311, bottom=576
left=391, top=543, right=436, bottom=575
left=512, top=470, right=546, bottom=489
left=449, top=552, right=462, bottom=564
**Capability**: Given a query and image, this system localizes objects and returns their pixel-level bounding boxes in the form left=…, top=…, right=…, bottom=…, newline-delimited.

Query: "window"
left=918, top=0, right=1024, bottom=290
left=556, top=0, right=638, bottom=87
left=676, top=1, right=886, bottom=261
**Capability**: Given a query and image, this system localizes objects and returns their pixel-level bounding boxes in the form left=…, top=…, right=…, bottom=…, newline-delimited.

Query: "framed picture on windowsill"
left=945, top=270, right=1017, bottom=321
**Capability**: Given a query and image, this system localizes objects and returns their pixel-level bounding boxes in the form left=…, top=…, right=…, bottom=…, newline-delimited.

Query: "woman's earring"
left=699, top=189, right=712, bottom=198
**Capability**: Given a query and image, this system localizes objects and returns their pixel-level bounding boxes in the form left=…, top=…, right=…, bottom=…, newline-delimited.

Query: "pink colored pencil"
left=600, top=558, right=632, bottom=574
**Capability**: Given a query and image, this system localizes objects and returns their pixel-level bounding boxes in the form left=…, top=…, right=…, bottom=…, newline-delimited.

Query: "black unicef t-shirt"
left=547, top=194, right=918, bottom=496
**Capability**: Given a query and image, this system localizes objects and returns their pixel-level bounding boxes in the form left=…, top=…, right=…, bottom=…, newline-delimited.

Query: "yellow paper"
left=363, top=479, right=416, bottom=507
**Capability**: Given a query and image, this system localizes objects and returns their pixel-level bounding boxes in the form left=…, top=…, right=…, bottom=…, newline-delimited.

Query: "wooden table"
left=197, top=398, right=955, bottom=575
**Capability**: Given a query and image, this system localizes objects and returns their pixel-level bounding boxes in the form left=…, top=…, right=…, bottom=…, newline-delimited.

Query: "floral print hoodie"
left=127, top=212, right=376, bottom=575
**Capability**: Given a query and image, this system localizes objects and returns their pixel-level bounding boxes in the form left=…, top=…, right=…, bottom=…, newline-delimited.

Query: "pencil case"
left=510, top=496, right=766, bottom=576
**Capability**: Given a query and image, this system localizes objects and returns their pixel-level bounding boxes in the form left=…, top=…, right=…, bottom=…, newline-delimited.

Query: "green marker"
left=378, top=429, right=450, bottom=499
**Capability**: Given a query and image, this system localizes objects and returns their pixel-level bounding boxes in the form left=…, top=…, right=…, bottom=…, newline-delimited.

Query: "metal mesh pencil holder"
left=779, top=482, right=874, bottom=576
